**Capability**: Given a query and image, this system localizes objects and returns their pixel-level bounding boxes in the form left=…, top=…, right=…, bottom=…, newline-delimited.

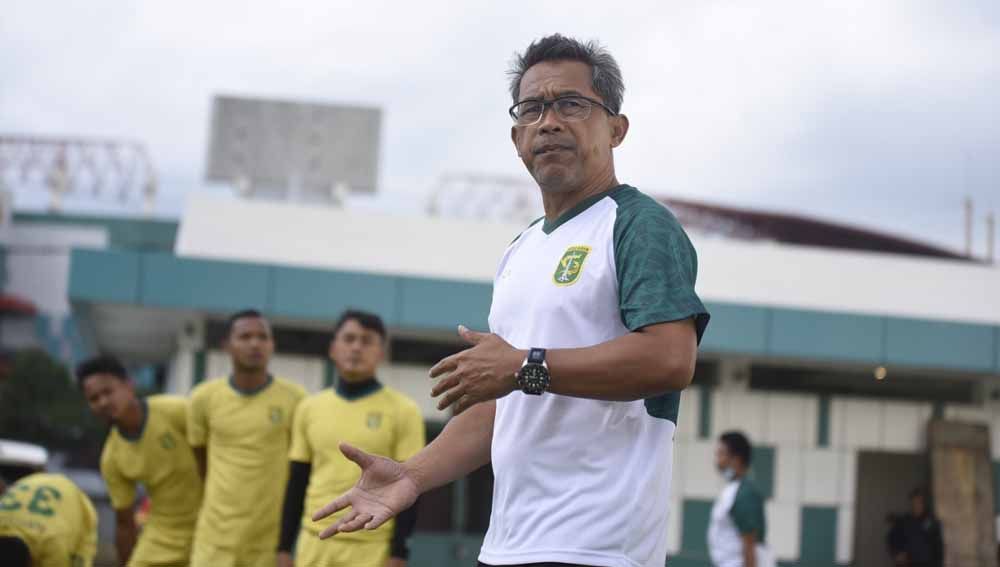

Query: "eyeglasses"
left=508, top=95, right=617, bottom=126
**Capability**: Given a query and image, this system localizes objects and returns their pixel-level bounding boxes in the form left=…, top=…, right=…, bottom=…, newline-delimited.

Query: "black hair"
left=719, top=430, right=753, bottom=466
left=508, top=34, right=625, bottom=114
left=909, top=486, right=927, bottom=500
left=74, top=354, right=128, bottom=390
left=332, top=310, right=387, bottom=341
left=0, top=537, right=31, bottom=567
left=226, top=309, right=267, bottom=336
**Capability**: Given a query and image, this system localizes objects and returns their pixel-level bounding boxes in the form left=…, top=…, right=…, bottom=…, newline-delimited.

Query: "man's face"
left=911, top=493, right=926, bottom=517
left=227, top=316, right=274, bottom=372
left=511, top=60, right=626, bottom=193
left=715, top=442, right=733, bottom=472
left=329, top=319, right=384, bottom=381
left=82, top=373, right=135, bottom=423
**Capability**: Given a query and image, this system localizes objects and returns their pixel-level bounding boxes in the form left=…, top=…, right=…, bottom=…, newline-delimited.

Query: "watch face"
left=519, top=363, right=549, bottom=393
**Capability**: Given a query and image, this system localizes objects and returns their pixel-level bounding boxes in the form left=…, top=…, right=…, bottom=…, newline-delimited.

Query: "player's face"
left=511, top=60, right=625, bottom=194
left=226, top=316, right=274, bottom=372
left=714, top=442, right=733, bottom=472
left=329, top=319, right=384, bottom=381
left=82, top=373, right=136, bottom=423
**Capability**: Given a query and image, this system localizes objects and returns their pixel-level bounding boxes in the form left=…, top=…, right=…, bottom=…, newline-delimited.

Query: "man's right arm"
left=114, top=508, right=138, bottom=565
left=404, top=399, right=494, bottom=495
left=313, top=400, right=494, bottom=538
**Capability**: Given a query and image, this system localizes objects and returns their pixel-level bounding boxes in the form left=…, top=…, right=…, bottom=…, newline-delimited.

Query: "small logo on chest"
left=366, top=412, right=383, bottom=430
left=159, top=433, right=176, bottom=450
left=553, top=245, right=591, bottom=286
left=269, top=406, right=284, bottom=425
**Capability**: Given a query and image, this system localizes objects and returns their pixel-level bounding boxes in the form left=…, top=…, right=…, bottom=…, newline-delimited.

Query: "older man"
left=314, top=34, right=710, bottom=567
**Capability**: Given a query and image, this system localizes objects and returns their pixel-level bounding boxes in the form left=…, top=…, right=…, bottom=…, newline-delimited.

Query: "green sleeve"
left=730, top=481, right=766, bottom=541
left=611, top=187, right=710, bottom=342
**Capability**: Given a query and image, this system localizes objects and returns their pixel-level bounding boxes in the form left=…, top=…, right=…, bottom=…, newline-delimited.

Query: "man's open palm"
left=312, top=442, right=419, bottom=539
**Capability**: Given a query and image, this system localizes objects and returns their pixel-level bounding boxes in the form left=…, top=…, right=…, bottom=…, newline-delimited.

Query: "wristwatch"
left=516, top=348, right=550, bottom=395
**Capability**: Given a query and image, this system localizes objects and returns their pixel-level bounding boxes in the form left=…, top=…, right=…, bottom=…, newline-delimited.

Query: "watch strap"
left=527, top=347, right=546, bottom=365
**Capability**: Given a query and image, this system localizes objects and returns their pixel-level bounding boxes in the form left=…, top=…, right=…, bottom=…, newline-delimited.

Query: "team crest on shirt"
left=366, top=412, right=382, bottom=430
left=553, top=245, right=591, bottom=286
left=269, top=406, right=284, bottom=425
left=159, top=433, right=176, bottom=450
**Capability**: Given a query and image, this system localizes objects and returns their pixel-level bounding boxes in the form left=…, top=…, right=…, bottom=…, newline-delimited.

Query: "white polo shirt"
left=481, top=185, right=710, bottom=567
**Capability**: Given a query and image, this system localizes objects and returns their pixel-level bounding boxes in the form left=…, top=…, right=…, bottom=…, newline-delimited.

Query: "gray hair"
left=507, top=34, right=625, bottom=114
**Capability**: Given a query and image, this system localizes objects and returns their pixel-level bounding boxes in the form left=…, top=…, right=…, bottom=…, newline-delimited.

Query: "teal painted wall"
left=69, top=250, right=1000, bottom=372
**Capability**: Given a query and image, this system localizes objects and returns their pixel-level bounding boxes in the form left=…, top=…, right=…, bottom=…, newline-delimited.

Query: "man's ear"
left=610, top=114, right=629, bottom=148
left=511, top=125, right=521, bottom=156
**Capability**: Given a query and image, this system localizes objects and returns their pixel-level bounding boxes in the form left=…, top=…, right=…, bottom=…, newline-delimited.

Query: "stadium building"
left=4, top=189, right=997, bottom=566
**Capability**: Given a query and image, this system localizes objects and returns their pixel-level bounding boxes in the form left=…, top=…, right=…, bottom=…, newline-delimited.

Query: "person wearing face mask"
left=708, top=431, right=775, bottom=567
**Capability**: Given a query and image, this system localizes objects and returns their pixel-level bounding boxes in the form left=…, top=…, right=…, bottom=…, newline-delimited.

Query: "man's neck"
left=231, top=369, right=270, bottom=391
left=116, top=398, right=145, bottom=437
left=540, top=171, right=619, bottom=222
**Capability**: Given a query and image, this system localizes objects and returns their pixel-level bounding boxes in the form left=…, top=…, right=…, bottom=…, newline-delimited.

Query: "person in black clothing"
left=887, top=487, right=943, bottom=567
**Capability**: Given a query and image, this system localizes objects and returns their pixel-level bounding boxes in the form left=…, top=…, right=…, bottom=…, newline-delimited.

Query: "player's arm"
left=114, top=508, right=139, bottom=564
left=741, top=532, right=757, bottom=567
left=187, top=388, right=210, bottom=480
left=277, top=460, right=311, bottom=565
left=430, top=320, right=697, bottom=412
left=313, top=400, right=494, bottom=539
left=389, top=401, right=428, bottom=562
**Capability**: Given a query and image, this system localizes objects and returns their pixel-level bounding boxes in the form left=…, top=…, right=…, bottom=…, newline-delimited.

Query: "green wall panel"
left=272, top=266, right=397, bottom=322
left=800, top=506, right=837, bottom=564
left=67, top=250, right=1000, bottom=375
left=398, top=277, right=492, bottom=331
left=885, top=317, right=995, bottom=372
left=141, top=253, right=269, bottom=311
left=680, top=499, right=713, bottom=555
left=409, top=534, right=484, bottom=567
left=700, top=302, right=769, bottom=354
left=817, top=395, right=831, bottom=447
left=69, top=249, right=141, bottom=303
left=750, top=446, right=775, bottom=501
left=769, top=309, right=882, bottom=363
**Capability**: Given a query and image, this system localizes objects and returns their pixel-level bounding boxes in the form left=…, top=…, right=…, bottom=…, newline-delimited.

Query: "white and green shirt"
left=481, top=184, right=710, bottom=567
left=708, top=478, right=773, bottom=567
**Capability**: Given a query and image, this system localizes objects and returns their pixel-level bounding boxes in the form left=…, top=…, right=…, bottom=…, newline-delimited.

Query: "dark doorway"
left=853, top=451, right=929, bottom=567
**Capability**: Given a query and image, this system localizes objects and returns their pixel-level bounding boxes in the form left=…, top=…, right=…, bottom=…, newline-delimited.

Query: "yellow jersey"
left=289, top=382, right=425, bottom=542
left=100, top=395, right=202, bottom=565
left=0, top=473, right=97, bottom=567
left=188, top=376, right=306, bottom=551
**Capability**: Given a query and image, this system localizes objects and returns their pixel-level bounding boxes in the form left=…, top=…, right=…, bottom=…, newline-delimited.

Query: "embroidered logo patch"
left=553, top=245, right=591, bottom=286
left=269, top=406, right=284, bottom=425
left=366, top=412, right=383, bottom=430
left=159, top=433, right=176, bottom=450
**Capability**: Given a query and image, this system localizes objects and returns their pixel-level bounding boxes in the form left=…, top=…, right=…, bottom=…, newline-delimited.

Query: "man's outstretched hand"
left=311, top=442, right=420, bottom=539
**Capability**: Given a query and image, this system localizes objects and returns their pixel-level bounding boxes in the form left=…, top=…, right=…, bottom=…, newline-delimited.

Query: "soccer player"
left=708, top=431, right=775, bottom=567
left=278, top=310, right=425, bottom=567
left=188, top=309, right=306, bottom=567
left=77, top=355, right=202, bottom=567
left=313, top=35, right=709, bottom=567
left=0, top=472, right=98, bottom=567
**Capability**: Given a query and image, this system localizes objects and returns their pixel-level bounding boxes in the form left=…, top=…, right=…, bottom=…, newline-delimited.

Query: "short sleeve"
left=612, top=188, right=710, bottom=342
left=729, top=481, right=765, bottom=539
left=100, top=446, right=136, bottom=510
left=393, top=400, right=426, bottom=462
left=187, top=386, right=209, bottom=448
left=287, top=400, right=312, bottom=463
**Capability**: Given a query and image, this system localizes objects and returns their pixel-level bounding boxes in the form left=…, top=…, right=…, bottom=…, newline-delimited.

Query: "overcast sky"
left=2, top=1, right=998, bottom=256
